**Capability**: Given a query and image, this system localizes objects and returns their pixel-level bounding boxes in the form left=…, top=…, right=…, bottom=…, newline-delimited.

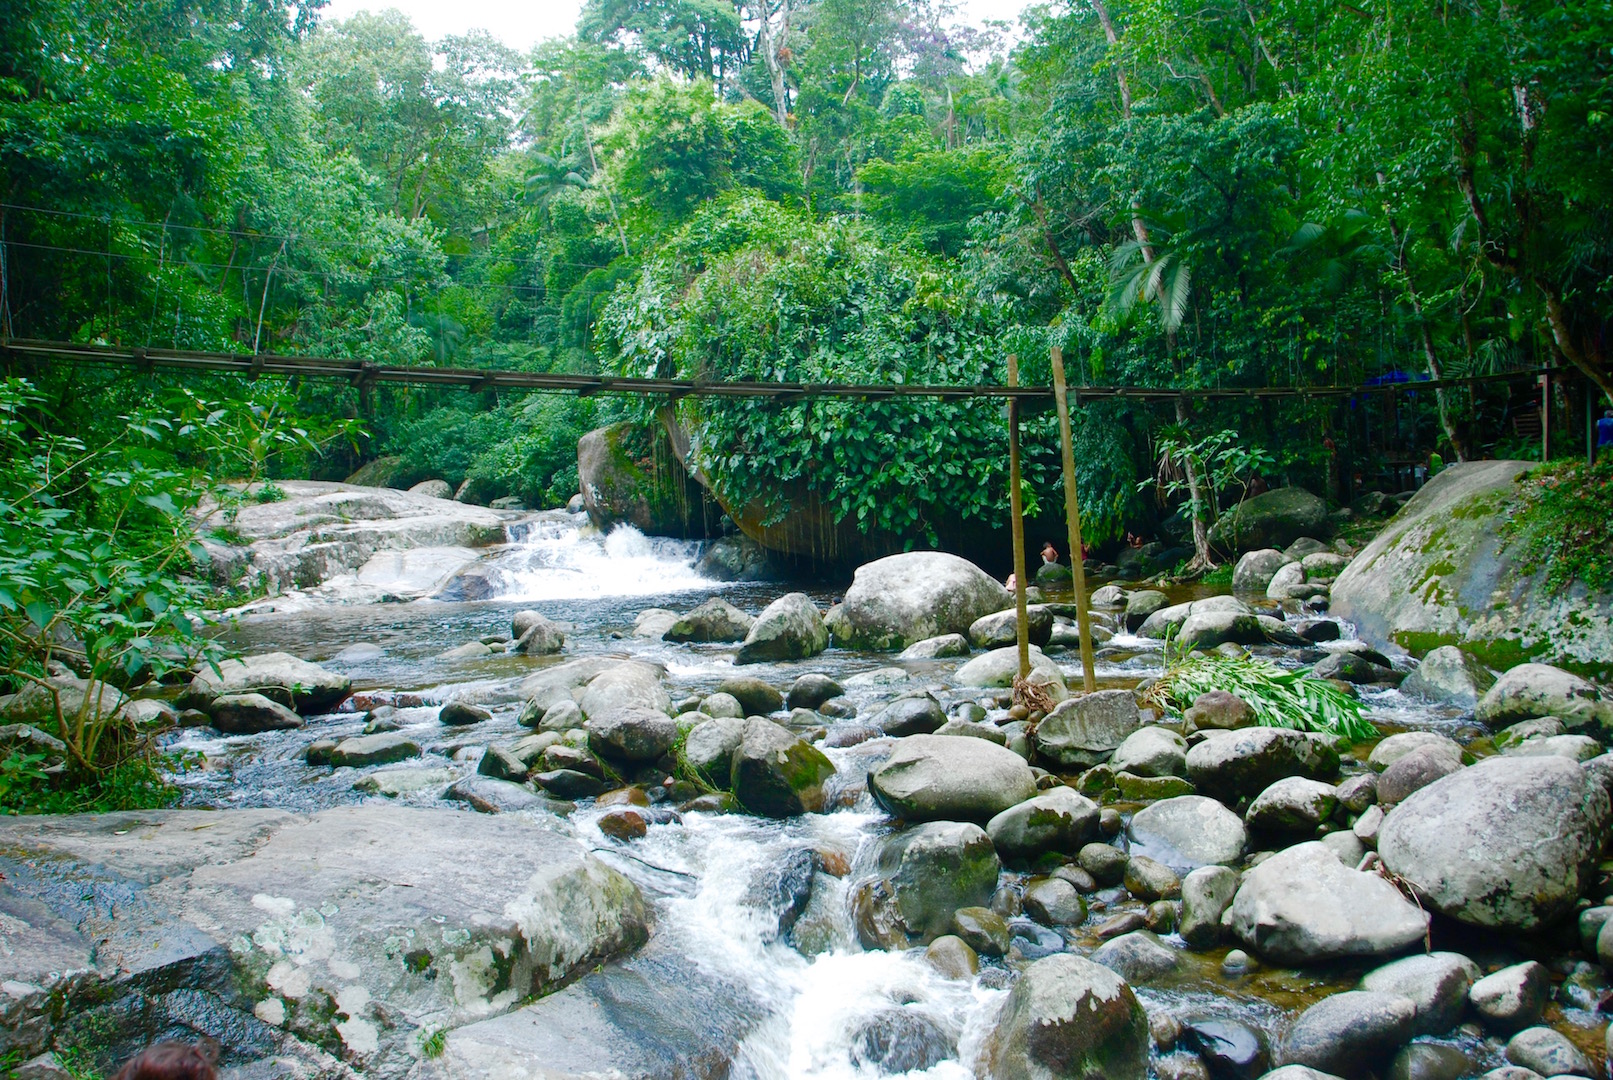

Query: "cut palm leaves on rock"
left=1147, top=653, right=1377, bottom=742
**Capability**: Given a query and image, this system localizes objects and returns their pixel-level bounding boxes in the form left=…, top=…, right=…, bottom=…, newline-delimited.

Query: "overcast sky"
left=317, top=0, right=1030, bottom=52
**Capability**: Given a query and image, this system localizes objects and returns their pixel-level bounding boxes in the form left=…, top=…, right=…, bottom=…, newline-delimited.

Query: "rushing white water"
left=486, top=517, right=720, bottom=602
left=580, top=804, right=1007, bottom=1079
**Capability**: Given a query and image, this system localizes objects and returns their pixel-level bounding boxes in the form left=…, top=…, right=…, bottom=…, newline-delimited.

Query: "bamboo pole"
left=1007, top=354, right=1031, bottom=683
left=1051, top=346, right=1097, bottom=692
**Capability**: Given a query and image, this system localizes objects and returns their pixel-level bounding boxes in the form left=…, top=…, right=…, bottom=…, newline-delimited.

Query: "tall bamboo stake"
left=1051, top=346, right=1097, bottom=692
left=1007, top=353, right=1031, bottom=683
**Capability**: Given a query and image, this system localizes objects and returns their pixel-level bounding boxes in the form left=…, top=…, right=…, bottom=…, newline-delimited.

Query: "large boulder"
left=1186, top=728, right=1340, bottom=802
left=588, top=707, right=678, bottom=763
left=694, top=534, right=773, bottom=581
left=1280, top=992, right=1417, bottom=1076
left=981, top=954, right=1150, bottom=1080
left=1358, top=952, right=1479, bottom=1037
left=193, top=480, right=508, bottom=600
left=1128, top=796, right=1248, bottom=872
left=578, top=662, right=671, bottom=723
left=1208, top=487, right=1331, bottom=556
left=986, top=788, right=1101, bottom=860
left=577, top=421, right=711, bottom=538
left=208, top=692, right=304, bottom=734
left=1225, top=842, right=1429, bottom=965
left=736, top=593, right=828, bottom=664
left=179, top=652, right=350, bottom=713
left=0, top=675, right=128, bottom=727
left=681, top=716, right=747, bottom=781
left=869, top=734, right=1038, bottom=822
left=729, top=718, right=836, bottom=817
left=1109, top=727, right=1188, bottom=778
left=856, top=822, right=1001, bottom=945
left=955, top=647, right=1068, bottom=701
left=1330, top=460, right=1613, bottom=679
left=1474, top=663, right=1613, bottom=733
left=1033, top=690, right=1141, bottom=769
left=969, top=606, right=1055, bottom=649
left=1377, top=755, right=1611, bottom=930
left=825, top=552, right=1012, bottom=651
left=663, top=598, right=754, bottom=643
left=0, top=806, right=649, bottom=1075
left=1177, top=611, right=1270, bottom=651
left=1234, top=549, right=1299, bottom=594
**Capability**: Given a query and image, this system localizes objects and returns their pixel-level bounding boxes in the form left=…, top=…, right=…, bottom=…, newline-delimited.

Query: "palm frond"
left=1144, top=653, right=1378, bottom=742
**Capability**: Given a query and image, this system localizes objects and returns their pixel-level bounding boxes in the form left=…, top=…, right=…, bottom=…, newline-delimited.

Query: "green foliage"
left=1504, top=459, right=1613, bottom=594
left=419, top=1028, right=448, bottom=1060
left=391, top=394, right=598, bottom=509
left=1148, top=651, right=1377, bottom=742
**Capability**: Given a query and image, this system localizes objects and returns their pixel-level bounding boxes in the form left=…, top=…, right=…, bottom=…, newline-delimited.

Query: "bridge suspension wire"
left=0, top=337, right=1566, bottom=403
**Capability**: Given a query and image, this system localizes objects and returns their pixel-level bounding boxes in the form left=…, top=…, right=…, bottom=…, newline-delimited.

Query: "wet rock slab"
left=0, top=806, right=649, bottom=1077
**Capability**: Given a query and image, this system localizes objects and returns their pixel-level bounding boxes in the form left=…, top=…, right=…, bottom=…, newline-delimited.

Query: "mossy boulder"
left=1330, top=460, right=1613, bottom=679
left=577, top=421, right=715, bottom=539
left=982, top=954, right=1150, bottom=1080
left=1208, top=487, right=1330, bottom=556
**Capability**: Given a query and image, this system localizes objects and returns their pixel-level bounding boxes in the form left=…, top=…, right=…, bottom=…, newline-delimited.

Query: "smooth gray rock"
left=511, top=613, right=566, bottom=655
left=1022, top=878, right=1087, bottom=927
left=1378, top=755, right=1611, bottom=930
left=1129, top=796, right=1247, bottom=872
left=700, top=692, right=745, bottom=719
left=1182, top=690, right=1256, bottom=734
left=1210, top=487, right=1330, bottom=556
left=681, top=716, right=747, bottom=782
left=0, top=806, right=648, bottom=1074
left=1505, top=1026, right=1592, bottom=1077
left=1495, top=716, right=1566, bottom=749
left=663, top=598, right=754, bottom=643
left=1110, top=727, right=1188, bottom=778
left=1477, top=663, right=1613, bottom=733
left=439, top=699, right=493, bottom=726
left=445, top=775, right=552, bottom=814
left=1259, top=1070, right=1348, bottom=1080
left=1244, top=777, right=1338, bottom=836
left=826, top=552, right=1012, bottom=651
left=1034, top=690, right=1141, bottom=768
left=1180, top=865, right=1240, bottom=948
left=871, top=694, right=948, bottom=737
left=969, top=605, right=1055, bottom=649
left=736, top=593, right=827, bottom=664
left=986, top=788, right=1101, bottom=860
left=785, top=674, right=844, bottom=710
left=1281, top=991, right=1417, bottom=1076
left=578, top=662, right=672, bottom=723
left=476, top=744, right=528, bottom=782
left=1089, top=930, right=1180, bottom=983
left=329, top=733, right=421, bottom=768
left=1123, top=855, right=1181, bottom=901
left=1401, top=646, right=1495, bottom=708
left=1235, top=549, right=1298, bottom=594
left=1368, top=732, right=1463, bottom=771
left=1187, top=728, right=1340, bottom=801
left=178, top=651, right=350, bottom=713
left=981, top=954, right=1150, bottom=1080
left=1504, top=733, right=1604, bottom=762
left=898, top=634, right=972, bottom=660
left=1386, top=1042, right=1472, bottom=1080
left=955, top=646, right=1069, bottom=700
left=208, top=692, right=304, bottom=733
left=1359, top=952, right=1479, bottom=1036
left=870, top=734, right=1038, bottom=822
left=1469, top=962, right=1550, bottom=1032
left=589, top=706, right=677, bottom=762
left=1178, top=611, right=1270, bottom=650
left=1226, top=842, right=1428, bottom=965
left=1376, top=746, right=1464, bottom=805
left=714, top=676, right=783, bottom=715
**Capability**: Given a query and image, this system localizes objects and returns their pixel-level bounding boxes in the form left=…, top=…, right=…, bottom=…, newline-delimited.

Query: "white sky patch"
left=316, top=0, right=1032, bottom=52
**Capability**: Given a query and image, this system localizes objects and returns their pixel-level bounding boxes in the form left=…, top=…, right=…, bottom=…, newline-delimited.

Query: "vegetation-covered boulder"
left=855, top=821, right=1001, bottom=945
left=729, top=718, right=835, bottom=817
left=1208, top=487, right=1330, bottom=556
left=1331, top=460, right=1613, bottom=679
left=577, top=421, right=714, bottom=539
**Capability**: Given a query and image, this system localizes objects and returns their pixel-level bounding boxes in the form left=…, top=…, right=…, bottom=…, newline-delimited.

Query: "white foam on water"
left=587, top=807, right=1005, bottom=1080
left=487, top=521, right=721, bottom=602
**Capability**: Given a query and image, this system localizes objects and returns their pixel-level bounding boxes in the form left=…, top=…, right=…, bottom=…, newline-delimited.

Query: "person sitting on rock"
left=112, top=1042, right=217, bottom=1080
left=1041, top=541, right=1059, bottom=565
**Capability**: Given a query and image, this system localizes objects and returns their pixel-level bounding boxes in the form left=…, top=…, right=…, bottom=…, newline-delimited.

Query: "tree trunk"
left=1177, top=394, right=1215, bottom=570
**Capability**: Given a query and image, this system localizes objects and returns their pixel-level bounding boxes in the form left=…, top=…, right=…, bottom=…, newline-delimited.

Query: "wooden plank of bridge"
left=1007, top=353, right=1031, bottom=684
left=1051, top=346, right=1097, bottom=693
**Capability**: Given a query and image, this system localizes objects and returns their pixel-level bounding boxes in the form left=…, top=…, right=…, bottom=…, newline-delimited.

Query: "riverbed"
left=166, top=513, right=1604, bottom=1079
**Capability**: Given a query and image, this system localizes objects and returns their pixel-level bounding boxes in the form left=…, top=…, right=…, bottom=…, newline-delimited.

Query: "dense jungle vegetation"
left=2, top=0, right=1611, bottom=806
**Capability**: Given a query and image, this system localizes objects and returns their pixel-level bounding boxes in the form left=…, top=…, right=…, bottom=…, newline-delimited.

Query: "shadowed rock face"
left=0, top=806, right=650, bottom=1078
left=1330, top=459, right=1613, bottom=679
